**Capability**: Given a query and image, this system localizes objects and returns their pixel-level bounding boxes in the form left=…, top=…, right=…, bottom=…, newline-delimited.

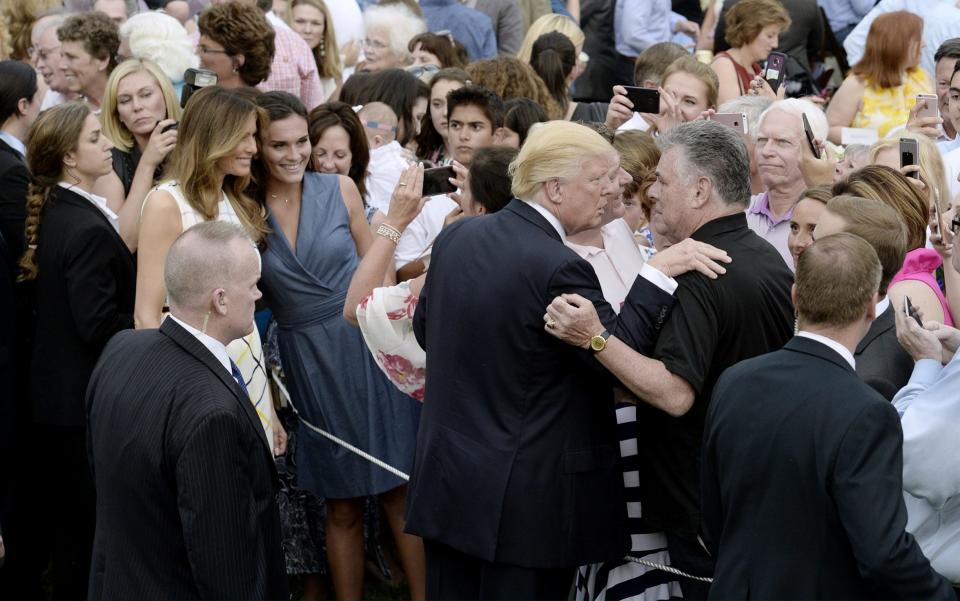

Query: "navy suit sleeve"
left=548, top=256, right=675, bottom=356
left=176, top=410, right=263, bottom=599
left=832, top=401, right=954, bottom=600
left=63, top=225, right=134, bottom=347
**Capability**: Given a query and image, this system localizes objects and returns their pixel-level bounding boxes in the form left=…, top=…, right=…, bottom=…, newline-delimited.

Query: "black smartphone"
left=764, top=52, right=787, bottom=93
left=904, top=295, right=923, bottom=327
left=161, top=122, right=179, bottom=133
left=180, top=67, right=219, bottom=108
left=801, top=113, right=820, bottom=159
left=422, top=166, right=456, bottom=197
left=622, top=86, right=660, bottom=114
left=899, top=137, right=920, bottom=179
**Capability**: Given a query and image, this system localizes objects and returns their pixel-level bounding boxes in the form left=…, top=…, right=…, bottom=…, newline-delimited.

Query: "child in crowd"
left=359, top=101, right=411, bottom=214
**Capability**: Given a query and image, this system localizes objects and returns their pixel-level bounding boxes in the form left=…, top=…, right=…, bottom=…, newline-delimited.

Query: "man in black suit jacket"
left=86, top=222, right=288, bottom=601
left=814, top=195, right=914, bottom=400
left=408, top=121, right=728, bottom=599
left=701, top=233, right=953, bottom=600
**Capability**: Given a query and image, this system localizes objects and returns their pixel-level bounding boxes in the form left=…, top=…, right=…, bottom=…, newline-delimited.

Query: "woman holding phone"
left=253, top=91, right=423, bottom=601
left=711, top=0, right=791, bottom=105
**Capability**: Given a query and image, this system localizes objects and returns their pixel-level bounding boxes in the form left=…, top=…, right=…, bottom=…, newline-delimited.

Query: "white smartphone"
left=916, top=93, right=939, bottom=121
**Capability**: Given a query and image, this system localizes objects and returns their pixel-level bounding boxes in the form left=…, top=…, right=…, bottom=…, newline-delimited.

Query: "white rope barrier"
left=270, top=369, right=410, bottom=481
left=270, top=369, right=712, bottom=583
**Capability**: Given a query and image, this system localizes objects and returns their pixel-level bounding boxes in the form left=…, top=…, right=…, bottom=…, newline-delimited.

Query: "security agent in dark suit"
left=814, top=195, right=914, bottom=400
left=86, top=222, right=288, bottom=601
left=701, top=233, right=954, bottom=600
left=408, top=121, right=730, bottom=600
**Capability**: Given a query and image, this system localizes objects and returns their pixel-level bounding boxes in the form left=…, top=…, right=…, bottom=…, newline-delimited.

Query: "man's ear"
left=544, top=178, right=563, bottom=206
left=212, top=288, right=229, bottom=316
left=790, top=283, right=797, bottom=308
left=691, top=175, right=712, bottom=209
left=865, top=292, right=878, bottom=323
left=493, top=126, right=506, bottom=144
left=16, top=97, right=29, bottom=117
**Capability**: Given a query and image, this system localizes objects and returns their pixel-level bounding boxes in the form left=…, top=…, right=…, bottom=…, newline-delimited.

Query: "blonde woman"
left=135, top=86, right=284, bottom=455
left=868, top=133, right=948, bottom=215
left=517, top=13, right=585, bottom=64
left=94, top=59, right=181, bottom=251
left=290, top=0, right=342, bottom=101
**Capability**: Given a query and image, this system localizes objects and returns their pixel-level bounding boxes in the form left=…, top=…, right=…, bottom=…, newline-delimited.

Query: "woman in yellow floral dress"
left=826, top=11, right=932, bottom=143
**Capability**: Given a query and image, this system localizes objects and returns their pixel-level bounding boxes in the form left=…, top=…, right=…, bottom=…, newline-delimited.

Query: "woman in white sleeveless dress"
left=134, top=86, right=283, bottom=452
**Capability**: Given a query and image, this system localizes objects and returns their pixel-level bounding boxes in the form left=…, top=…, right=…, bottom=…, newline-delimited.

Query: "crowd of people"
left=1, top=0, right=960, bottom=599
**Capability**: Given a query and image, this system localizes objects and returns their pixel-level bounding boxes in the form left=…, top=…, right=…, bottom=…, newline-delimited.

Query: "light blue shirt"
left=0, top=131, right=26, bottom=159
left=614, top=0, right=687, bottom=57
left=892, top=353, right=960, bottom=583
left=937, top=134, right=960, bottom=155
left=843, top=0, right=960, bottom=75
left=817, top=0, right=875, bottom=36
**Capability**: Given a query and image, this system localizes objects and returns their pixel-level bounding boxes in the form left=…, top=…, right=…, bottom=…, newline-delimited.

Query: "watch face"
left=590, top=336, right=605, bottom=351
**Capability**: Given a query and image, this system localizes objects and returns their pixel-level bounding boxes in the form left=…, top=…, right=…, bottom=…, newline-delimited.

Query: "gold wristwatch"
left=590, top=329, right=611, bottom=352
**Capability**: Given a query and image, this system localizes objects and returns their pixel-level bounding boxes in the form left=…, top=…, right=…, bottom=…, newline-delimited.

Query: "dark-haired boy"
left=395, top=86, right=506, bottom=280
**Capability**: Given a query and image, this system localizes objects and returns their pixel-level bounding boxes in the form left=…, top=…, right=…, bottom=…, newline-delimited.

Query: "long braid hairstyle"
left=19, top=101, right=90, bottom=281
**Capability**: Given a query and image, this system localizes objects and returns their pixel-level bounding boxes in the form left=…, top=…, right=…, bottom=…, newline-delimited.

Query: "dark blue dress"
left=260, top=172, right=419, bottom=499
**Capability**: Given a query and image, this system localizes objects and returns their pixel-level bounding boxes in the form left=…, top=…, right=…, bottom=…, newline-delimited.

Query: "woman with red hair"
left=826, top=11, right=931, bottom=143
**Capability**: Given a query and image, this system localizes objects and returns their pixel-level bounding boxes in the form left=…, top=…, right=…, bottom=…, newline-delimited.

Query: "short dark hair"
left=407, top=32, right=468, bottom=69
left=503, top=97, right=547, bottom=147
left=469, top=146, right=517, bottom=213
left=57, top=11, right=120, bottom=71
left=935, top=38, right=960, bottom=64
left=446, top=85, right=504, bottom=128
left=824, top=195, right=907, bottom=296
left=0, top=60, right=38, bottom=123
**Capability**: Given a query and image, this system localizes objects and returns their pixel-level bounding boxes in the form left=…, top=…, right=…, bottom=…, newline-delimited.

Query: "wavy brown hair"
left=19, top=101, right=90, bottom=281
left=466, top=56, right=562, bottom=120
left=832, top=165, right=928, bottom=251
left=163, top=86, right=269, bottom=242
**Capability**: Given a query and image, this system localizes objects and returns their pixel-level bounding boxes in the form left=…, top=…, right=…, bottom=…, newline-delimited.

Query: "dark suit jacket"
left=407, top=199, right=675, bottom=569
left=31, top=186, right=136, bottom=427
left=855, top=305, right=913, bottom=401
left=0, top=137, right=29, bottom=267
left=86, top=318, right=288, bottom=601
left=702, top=336, right=954, bottom=600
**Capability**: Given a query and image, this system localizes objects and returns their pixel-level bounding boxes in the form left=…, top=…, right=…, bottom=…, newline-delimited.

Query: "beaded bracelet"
left=376, top=223, right=402, bottom=244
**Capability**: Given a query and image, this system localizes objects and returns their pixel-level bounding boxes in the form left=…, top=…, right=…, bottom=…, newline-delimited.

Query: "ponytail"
left=529, top=31, right=577, bottom=117
left=18, top=182, right=53, bottom=281
left=532, top=48, right=570, bottom=114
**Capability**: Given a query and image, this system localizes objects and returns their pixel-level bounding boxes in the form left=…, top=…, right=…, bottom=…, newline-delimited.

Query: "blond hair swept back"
left=869, top=133, right=948, bottom=212
left=100, top=58, right=182, bottom=153
left=509, top=120, right=616, bottom=200
left=162, top=86, right=268, bottom=242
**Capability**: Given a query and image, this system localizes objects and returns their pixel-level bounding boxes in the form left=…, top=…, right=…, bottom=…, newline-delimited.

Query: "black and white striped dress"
left=575, top=403, right=682, bottom=601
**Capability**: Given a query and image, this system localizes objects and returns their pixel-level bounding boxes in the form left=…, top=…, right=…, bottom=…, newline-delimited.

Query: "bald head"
left=358, top=101, right=398, bottom=146
left=165, top=221, right=256, bottom=314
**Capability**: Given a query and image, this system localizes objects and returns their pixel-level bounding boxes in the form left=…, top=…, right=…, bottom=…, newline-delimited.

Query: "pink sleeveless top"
left=889, top=248, right=955, bottom=326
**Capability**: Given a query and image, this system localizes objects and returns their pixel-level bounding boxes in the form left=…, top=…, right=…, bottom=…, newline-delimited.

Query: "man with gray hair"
left=751, top=98, right=829, bottom=271
left=546, top=120, right=794, bottom=599
left=86, top=221, right=288, bottom=600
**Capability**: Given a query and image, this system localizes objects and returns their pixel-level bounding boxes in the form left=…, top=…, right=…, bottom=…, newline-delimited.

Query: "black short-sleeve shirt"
left=636, top=212, right=794, bottom=537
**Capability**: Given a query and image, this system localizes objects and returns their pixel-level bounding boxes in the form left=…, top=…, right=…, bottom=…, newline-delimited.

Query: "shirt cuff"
left=639, top=263, right=678, bottom=295
left=909, top=358, right=942, bottom=387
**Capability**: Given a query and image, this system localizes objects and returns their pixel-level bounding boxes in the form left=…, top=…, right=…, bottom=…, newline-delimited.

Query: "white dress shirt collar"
left=167, top=314, right=232, bottom=375
left=875, top=296, right=890, bottom=316
left=0, top=131, right=26, bottom=159
left=522, top=200, right=566, bottom=242
left=58, top=182, right=120, bottom=233
left=797, top=330, right=856, bottom=369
